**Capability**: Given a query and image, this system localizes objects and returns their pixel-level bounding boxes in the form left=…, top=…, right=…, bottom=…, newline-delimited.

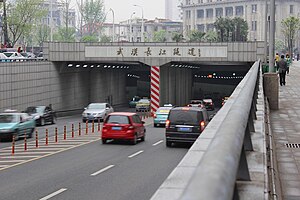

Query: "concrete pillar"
left=263, top=73, right=278, bottom=110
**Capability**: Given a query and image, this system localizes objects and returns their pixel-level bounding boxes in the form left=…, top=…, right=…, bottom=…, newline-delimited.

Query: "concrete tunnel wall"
left=0, top=61, right=127, bottom=114
left=160, top=66, right=193, bottom=106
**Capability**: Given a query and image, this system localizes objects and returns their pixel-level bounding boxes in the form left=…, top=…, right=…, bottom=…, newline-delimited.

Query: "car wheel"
left=28, top=128, right=34, bottom=138
left=166, top=140, right=172, bottom=147
left=52, top=116, right=56, bottom=124
left=102, top=139, right=107, bottom=144
left=131, top=134, right=137, bottom=145
left=154, top=123, right=158, bottom=127
left=40, top=118, right=45, bottom=126
left=141, top=132, right=145, bottom=142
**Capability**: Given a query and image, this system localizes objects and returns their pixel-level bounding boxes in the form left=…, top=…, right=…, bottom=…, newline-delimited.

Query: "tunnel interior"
left=63, top=60, right=253, bottom=108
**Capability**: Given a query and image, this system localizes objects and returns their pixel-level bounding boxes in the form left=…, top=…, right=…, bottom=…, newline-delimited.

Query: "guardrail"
left=151, top=60, right=261, bottom=200
left=0, top=58, right=47, bottom=62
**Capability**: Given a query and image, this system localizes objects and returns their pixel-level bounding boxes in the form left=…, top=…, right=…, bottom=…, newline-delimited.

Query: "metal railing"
left=151, top=60, right=261, bottom=200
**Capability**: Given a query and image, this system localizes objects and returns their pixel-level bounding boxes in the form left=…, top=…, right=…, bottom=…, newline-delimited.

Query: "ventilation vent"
left=285, top=143, right=300, bottom=148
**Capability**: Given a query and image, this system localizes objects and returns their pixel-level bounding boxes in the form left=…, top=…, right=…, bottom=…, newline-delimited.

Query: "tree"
left=172, top=32, right=184, bottom=42
left=188, top=30, right=205, bottom=42
left=205, top=30, right=218, bottom=42
left=281, top=16, right=300, bottom=56
left=77, top=0, right=106, bottom=38
left=232, top=17, right=248, bottom=42
left=53, top=27, right=76, bottom=42
left=81, top=35, right=99, bottom=42
left=153, top=30, right=167, bottom=42
left=35, top=24, right=50, bottom=48
left=275, top=39, right=287, bottom=53
left=6, top=0, right=46, bottom=46
left=214, top=17, right=227, bottom=42
left=99, top=35, right=111, bottom=42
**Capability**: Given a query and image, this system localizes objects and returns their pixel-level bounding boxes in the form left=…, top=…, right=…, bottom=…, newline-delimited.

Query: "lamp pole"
left=133, top=4, right=144, bottom=42
left=130, top=12, right=135, bottom=42
left=264, top=0, right=268, bottom=64
left=269, top=0, right=275, bottom=72
left=109, top=8, right=115, bottom=42
left=50, top=0, right=53, bottom=42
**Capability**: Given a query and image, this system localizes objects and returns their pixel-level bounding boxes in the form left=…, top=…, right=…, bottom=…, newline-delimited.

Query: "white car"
left=3, top=52, right=25, bottom=60
left=82, top=103, right=114, bottom=122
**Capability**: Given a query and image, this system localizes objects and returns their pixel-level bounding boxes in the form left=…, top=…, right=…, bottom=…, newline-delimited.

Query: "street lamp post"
left=109, top=8, right=115, bottom=42
left=269, top=0, right=275, bottom=72
left=133, top=4, right=144, bottom=42
left=264, top=0, right=268, bottom=64
left=50, top=0, right=53, bottom=42
left=130, top=12, right=135, bottom=42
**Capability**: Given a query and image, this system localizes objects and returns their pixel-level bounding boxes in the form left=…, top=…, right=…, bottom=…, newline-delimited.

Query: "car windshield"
left=156, top=107, right=171, bottom=114
left=3, top=52, right=13, bottom=57
left=190, top=100, right=203, bottom=104
left=131, top=96, right=140, bottom=101
left=106, top=115, right=130, bottom=124
left=168, top=110, right=203, bottom=126
left=26, top=106, right=45, bottom=114
left=138, top=99, right=149, bottom=103
left=0, top=114, right=18, bottom=123
left=88, top=104, right=105, bottom=109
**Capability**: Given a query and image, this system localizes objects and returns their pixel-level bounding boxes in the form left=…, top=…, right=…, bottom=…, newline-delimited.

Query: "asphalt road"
left=0, top=121, right=189, bottom=200
left=0, top=107, right=218, bottom=200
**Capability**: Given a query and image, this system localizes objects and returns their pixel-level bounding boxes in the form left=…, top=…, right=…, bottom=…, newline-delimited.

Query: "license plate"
left=112, top=126, right=122, bottom=130
left=178, top=127, right=192, bottom=132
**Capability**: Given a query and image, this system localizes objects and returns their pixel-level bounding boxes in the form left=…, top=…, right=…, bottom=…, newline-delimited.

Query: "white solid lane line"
left=152, top=140, right=163, bottom=146
left=128, top=150, right=144, bottom=158
left=39, top=188, right=67, bottom=200
left=90, top=165, right=115, bottom=176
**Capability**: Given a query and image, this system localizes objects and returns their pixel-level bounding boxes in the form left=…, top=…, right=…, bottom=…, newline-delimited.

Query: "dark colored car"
left=102, top=112, right=146, bottom=145
left=165, top=107, right=209, bottom=147
left=25, top=106, right=56, bottom=126
left=203, top=99, right=215, bottom=110
left=129, top=96, right=141, bottom=108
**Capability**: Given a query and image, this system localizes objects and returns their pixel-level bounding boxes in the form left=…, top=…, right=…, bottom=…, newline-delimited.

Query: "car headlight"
left=34, top=115, right=41, bottom=120
left=0, top=129, right=12, bottom=133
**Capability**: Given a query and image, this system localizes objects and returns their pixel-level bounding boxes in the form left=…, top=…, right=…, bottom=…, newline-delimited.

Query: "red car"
left=101, top=112, right=146, bottom=145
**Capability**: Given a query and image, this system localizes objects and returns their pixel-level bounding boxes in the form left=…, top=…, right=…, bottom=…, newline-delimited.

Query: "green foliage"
left=214, top=17, right=248, bottom=42
left=6, top=0, right=47, bottom=46
left=100, top=35, right=111, bottom=42
left=275, top=39, right=287, bottom=53
left=53, top=27, right=76, bottom=42
left=281, top=16, right=300, bottom=55
left=35, top=24, right=50, bottom=47
left=80, top=0, right=106, bottom=36
left=81, top=35, right=99, bottom=42
left=204, top=30, right=218, bottom=42
left=172, top=32, right=184, bottom=42
left=188, top=30, right=205, bottom=42
left=153, top=30, right=167, bottom=42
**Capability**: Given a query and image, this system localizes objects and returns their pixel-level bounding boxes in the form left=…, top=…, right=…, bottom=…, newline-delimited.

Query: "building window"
left=251, top=21, right=257, bottom=31
left=216, top=8, right=223, bottom=17
left=235, top=6, right=244, bottom=16
left=186, top=10, right=191, bottom=19
left=206, top=9, right=213, bottom=18
left=186, top=0, right=191, bottom=5
left=252, top=5, right=257, bottom=13
left=198, top=0, right=203, bottom=3
left=207, top=24, right=214, bottom=31
left=290, top=5, right=294, bottom=14
left=225, top=7, right=233, bottom=17
left=197, top=9, right=204, bottom=18
left=197, top=24, right=205, bottom=32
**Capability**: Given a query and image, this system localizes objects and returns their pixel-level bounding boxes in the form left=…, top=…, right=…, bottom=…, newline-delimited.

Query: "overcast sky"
left=71, top=0, right=165, bottom=23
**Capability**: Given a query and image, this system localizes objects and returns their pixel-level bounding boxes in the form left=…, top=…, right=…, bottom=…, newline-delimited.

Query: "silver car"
left=82, top=103, right=114, bottom=122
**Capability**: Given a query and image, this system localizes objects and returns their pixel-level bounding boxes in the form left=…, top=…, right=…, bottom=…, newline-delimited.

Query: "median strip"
left=39, top=188, right=67, bottom=200
left=90, top=165, right=115, bottom=176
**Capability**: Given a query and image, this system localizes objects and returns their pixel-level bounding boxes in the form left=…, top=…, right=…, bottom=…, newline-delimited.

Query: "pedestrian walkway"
left=270, top=61, right=300, bottom=199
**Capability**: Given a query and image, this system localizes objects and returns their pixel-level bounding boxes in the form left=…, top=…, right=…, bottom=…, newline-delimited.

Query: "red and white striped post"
left=151, top=66, right=160, bottom=116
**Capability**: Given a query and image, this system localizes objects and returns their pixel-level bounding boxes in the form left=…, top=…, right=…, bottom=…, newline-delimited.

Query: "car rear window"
left=106, top=115, right=130, bottom=124
left=168, top=110, right=203, bottom=125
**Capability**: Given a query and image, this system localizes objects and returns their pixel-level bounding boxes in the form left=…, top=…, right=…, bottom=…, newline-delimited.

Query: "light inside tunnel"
left=68, top=64, right=73, bottom=67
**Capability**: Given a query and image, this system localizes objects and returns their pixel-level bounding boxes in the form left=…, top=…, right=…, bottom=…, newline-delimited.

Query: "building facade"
left=165, top=0, right=183, bottom=21
left=181, top=0, right=300, bottom=41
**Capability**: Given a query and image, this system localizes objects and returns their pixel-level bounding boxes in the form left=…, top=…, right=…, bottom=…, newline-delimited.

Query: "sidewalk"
left=270, top=61, right=300, bottom=199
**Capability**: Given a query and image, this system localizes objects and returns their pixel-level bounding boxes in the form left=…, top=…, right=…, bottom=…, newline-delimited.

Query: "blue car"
left=0, top=112, right=36, bottom=141
left=153, top=106, right=173, bottom=127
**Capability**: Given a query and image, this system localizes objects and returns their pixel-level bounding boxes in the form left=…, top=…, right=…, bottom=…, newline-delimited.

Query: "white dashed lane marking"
left=128, top=150, right=144, bottom=158
left=39, top=188, right=67, bottom=200
left=90, top=165, right=115, bottom=176
left=152, top=140, right=163, bottom=146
